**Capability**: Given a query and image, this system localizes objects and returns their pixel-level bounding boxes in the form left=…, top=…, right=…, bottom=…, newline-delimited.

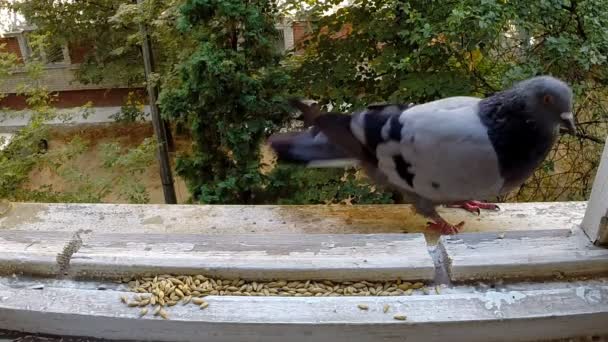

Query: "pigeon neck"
left=478, top=91, right=558, bottom=192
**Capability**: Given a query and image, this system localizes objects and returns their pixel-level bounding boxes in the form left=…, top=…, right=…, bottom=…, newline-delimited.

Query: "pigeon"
left=268, top=76, right=575, bottom=234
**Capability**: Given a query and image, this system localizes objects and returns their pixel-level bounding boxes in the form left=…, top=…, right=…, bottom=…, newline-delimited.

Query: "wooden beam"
left=0, top=202, right=587, bottom=243
left=70, top=233, right=434, bottom=281
left=0, top=231, right=434, bottom=281
left=582, top=136, right=608, bottom=245
left=439, top=229, right=608, bottom=281
left=0, top=284, right=606, bottom=342
left=0, top=230, right=80, bottom=277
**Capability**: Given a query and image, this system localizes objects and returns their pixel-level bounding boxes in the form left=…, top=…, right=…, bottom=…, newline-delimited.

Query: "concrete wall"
left=0, top=106, right=151, bottom=132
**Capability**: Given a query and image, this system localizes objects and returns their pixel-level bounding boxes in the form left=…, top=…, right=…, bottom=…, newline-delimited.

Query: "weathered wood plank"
left=0, top=202, right=587, bottom=243
left=0, top=284, right=606, bottom=342
left=440, top=229, right=608, bottom=281
left=0, top=230, right=82, bottom=277
left=70, top=233, right=434, bottom=281
left=582, top=136, right=608, bottom=245
left=0, top=231, right=434, bottom=281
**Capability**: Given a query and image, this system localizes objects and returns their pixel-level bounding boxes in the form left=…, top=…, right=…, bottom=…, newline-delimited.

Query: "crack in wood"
left=56, top=229, right=91, bottom=277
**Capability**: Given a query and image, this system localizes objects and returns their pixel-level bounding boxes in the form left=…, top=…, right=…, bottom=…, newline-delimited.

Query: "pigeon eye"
left=543, top=95, right=553, bottom=104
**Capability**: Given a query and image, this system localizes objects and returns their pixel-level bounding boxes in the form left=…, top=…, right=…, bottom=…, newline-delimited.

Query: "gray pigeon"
left=268, top=76, right=576, bottom=234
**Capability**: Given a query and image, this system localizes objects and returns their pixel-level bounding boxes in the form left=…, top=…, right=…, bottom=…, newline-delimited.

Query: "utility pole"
left=137, top=0, right=177, bottom=204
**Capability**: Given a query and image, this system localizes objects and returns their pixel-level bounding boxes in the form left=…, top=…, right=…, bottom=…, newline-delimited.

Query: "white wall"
left=0, top=106, right=152, bottom=131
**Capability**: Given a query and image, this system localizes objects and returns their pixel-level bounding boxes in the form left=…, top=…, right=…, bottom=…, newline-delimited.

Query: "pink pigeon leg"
left=447, top=200, right=500, bottom=215
left=426, top=216, right=465, bottom=235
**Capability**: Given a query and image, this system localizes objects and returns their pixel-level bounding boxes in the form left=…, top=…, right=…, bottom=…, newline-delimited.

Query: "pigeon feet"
left=447, top=200, right=500, bottom=215
left=426, top=219, right=465, bottom=235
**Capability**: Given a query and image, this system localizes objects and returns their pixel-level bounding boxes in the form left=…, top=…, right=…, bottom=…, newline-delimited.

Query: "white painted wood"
left=0, top=202, right=587, bottom=243
left=0, top=230, right=434, bottom=281
left=440, top=229, right=608, bottom=281
left=0, top=230, right=75, bottom=276
left=582, top=136, right=608, bottom=245
left=0, top=284, right=606, bottom=342
left=70, top=233, right=434, bottom=281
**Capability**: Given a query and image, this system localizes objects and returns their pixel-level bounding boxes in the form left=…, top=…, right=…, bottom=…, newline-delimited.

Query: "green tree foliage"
left=158, top=0, right=292, bottom=203
left=0, top=35, right=156, bottom=203
left=263, top=165, right=393, bottom=204
left=5, top=0, right=190, bottom=87
left=7, top=0, right=608, bottom=204
left=283, top=0, right=608, bottom=202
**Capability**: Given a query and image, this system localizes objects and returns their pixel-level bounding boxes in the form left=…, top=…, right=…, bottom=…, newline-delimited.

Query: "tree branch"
left=562, top=0, right=587, bottom=40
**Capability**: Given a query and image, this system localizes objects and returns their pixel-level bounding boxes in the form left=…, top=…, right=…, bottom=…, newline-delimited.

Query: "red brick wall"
left=292, top=21, right=310, bottom=52
left=0, top=88, right=147, bottom=110
left=68, top=41, right=93, bottom=64
left=0, top=37, right=23, bottom=62
left=292, top=21, right=353, bottom=53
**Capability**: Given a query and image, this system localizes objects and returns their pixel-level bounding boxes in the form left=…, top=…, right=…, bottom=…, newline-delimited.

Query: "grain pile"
left=119, top=274, right=428, bottom=320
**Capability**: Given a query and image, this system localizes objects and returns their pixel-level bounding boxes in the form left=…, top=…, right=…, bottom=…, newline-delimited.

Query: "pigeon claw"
left=448, top=201, right=500, bottom=215
left=426, top=220, right=465, bottom=235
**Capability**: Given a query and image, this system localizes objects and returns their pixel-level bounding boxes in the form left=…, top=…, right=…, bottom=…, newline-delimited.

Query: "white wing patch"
left=375, top=96, right=504, bottom=202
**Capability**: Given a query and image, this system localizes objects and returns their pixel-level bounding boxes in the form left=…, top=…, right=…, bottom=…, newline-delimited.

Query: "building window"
left=275, top=27, right=286, bottom=53
left=14, top=30, right=71, bottom=66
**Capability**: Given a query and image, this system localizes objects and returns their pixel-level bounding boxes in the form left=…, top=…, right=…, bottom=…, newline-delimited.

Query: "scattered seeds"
left=411, top=282, right=424, bottom=289
left=393, top=314, right=407, bottom=321
left=159, top=309, right=169, bottom=320
left=120, top=273, right=433, bottom=318
left=192, top=297, right=206, bottom=305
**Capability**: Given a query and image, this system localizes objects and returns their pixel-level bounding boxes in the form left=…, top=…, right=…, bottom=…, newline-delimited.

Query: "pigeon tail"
left=287, top=98, right=321, bottom=127
left=268, top=130, right=359, bottom=168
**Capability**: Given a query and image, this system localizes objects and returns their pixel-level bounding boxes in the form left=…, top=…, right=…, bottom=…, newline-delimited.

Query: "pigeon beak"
left=560, top=112, right=576, bottom=135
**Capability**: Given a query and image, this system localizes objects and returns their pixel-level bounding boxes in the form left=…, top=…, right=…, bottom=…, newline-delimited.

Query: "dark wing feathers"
left=269, top=99, right=414, bottom=169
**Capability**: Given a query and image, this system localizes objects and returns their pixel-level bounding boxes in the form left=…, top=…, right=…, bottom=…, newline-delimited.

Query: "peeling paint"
left=575, top=286, right=602, bottom=304
left=481, top=290, right=527, bottom=310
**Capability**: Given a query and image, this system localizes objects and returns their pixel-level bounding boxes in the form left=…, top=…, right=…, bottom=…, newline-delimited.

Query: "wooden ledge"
left=0, top=283, right=606, bottom=342
left=0, top=230, right=435, bottom=281
left=440, top=229, right=608, bottom=281
left=0, top=201, right=587, bottom=241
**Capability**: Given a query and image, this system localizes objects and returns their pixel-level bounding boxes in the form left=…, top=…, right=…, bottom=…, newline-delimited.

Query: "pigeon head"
left=516, top=76, right=576, bottom=134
